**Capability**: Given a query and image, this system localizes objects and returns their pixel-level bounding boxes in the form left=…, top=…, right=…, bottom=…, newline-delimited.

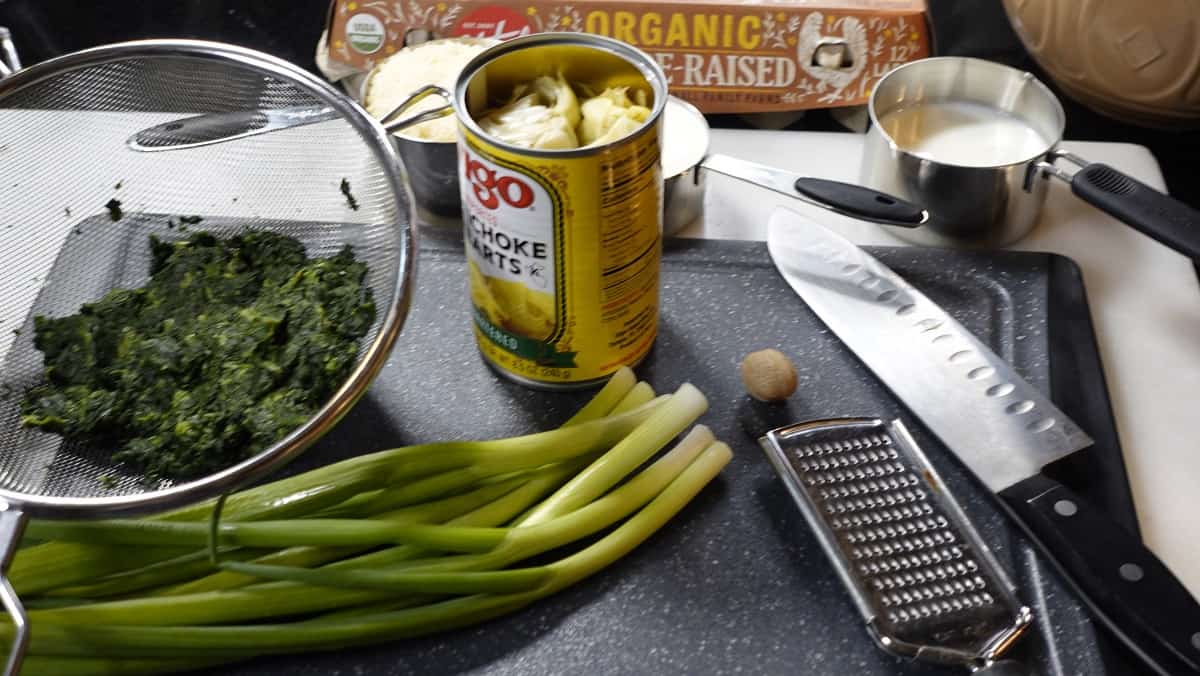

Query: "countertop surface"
left=685, top=129, right=1200, bottom=598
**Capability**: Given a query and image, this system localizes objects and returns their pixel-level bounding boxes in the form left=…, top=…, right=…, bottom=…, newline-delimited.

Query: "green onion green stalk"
left=4, top=367, right=732, bottom=675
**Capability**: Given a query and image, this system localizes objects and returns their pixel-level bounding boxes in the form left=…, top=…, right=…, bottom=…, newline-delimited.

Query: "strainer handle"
left=0, top=506, right=28, bottom=676
left=379, top=84, right=454, bottom=134
left=126, top=82, right=455, bottom=153
left=127, top=105, right=340, bottom=153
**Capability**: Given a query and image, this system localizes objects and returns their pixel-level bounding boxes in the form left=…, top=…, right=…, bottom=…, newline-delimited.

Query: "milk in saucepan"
left=880, top=101, right=1051, bottom=167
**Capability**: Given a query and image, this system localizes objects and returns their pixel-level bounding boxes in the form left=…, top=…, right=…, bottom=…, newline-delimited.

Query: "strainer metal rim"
left=0, top=39, right=418, bottom=518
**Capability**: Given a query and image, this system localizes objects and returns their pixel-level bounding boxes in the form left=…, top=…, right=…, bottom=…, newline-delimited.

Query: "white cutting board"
left=682, top=130, right=1200, bottom=597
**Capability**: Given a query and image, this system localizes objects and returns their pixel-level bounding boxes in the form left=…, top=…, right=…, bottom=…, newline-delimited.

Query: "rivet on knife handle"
left=1000, top=474, right=1200, bottom=674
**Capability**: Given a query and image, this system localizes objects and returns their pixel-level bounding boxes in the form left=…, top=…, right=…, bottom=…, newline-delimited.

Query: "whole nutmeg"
left=740, top=348, right=798, bottom=402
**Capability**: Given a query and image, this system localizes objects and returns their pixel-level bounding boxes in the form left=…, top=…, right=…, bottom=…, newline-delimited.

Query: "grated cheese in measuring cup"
left=661, top=97, right=710, bottom=178
left=364, top=38, right=494, bottom=142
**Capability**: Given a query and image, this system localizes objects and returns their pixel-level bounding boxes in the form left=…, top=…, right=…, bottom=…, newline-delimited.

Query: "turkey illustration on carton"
left=323, top=1, right=931, bottom=113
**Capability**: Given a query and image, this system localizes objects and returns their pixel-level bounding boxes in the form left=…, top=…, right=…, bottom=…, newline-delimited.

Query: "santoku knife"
left=765, top=206, right=1200, bottom=675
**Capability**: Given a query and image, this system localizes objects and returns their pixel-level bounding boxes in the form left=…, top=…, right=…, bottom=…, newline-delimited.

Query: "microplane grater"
left=758, top=417, right=1032, bottom=671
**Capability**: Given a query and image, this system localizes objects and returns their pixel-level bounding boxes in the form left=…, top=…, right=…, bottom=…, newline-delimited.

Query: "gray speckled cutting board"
left=215, top=232, right=1122, bottom=676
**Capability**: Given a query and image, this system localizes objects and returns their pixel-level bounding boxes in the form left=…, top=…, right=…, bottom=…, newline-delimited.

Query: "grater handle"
left=0, top=506, right=28, bottom=676
left=1000, top=473, right=1200, bottom=675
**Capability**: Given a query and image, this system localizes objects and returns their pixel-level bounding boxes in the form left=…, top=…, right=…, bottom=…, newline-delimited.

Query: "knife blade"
left=765, top=206, right=1200, bottom=675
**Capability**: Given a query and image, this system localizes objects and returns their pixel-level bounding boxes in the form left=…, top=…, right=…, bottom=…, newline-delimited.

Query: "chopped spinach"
left=21, top=231, right=376, bottom=483
left=105, top=199, right=123, bottom=221
left=340, top=178, right=359, bottom=211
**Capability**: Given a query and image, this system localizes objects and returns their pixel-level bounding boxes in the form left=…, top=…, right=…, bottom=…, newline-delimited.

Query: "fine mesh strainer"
left=0, top=39, right=415, bottom=671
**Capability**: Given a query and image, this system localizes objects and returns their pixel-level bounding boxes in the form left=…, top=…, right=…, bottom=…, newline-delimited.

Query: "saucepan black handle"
left=999, top=472, right=1200, bottom=674
left=1070, top=163, right=1200, bottom=261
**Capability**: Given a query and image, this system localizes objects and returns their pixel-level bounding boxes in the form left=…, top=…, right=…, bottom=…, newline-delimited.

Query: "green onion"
left=561, top=365, right=636, bottom=425
left=610, top=380, right=656, bottom=414
left=29, top=518, right=512, bottom=551
left=8, top=372, right=732, bottom=676
left=11, top=395, right=663, bottom=595
left=217, top=562, right=552, bottom=595
left=47, top=476, right=531, bottom=600
left=153, top=459, right=586, bottom=599
left=27, top=401, right=714, bottom=628
left=14, top=444, right=731, bottom=660
left=517, top=383, right=707, bottom=525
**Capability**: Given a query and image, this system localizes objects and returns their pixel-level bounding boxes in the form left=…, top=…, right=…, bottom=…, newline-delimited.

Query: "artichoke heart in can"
left=454, top=34, right=667, bottom=389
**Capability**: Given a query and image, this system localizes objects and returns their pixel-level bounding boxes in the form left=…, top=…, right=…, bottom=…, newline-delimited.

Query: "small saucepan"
left=860, top=57, right=1200, bottom=257
left=661, top=96, right=931, bottom=235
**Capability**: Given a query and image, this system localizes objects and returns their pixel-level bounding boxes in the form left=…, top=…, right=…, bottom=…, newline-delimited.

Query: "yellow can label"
left=459, top=124, right=662, bottom=386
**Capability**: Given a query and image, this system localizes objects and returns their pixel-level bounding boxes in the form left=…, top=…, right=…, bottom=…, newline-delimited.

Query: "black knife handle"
left=1000, top=473, right=1200, bottom=674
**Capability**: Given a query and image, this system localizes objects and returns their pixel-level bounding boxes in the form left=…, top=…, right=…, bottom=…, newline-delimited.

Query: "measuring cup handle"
left=700, top=154, right=928, bottom=228
left=0, top=507, right=29, bottom=676
left=792, top=177, right=927, bottom=227
left=1068, top=162, right=1200, bottom=261
left=379, top=84, right=454, bottom=134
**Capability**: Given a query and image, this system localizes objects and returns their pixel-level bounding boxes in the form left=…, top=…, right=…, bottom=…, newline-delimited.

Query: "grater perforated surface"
left=761, top=418, right=1029, bottom=665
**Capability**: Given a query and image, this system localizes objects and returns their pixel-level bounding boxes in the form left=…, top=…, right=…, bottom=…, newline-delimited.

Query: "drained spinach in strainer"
left=20, top=231, right=375, bottom=483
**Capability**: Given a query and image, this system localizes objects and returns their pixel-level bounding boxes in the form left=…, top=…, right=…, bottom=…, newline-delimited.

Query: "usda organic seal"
left=346, top=13, right=385, bottom=54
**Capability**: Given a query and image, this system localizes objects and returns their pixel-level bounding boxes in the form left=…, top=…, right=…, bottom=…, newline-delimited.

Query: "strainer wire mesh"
left=0, top=42, right=413, bottom=508
left=0, top=37, right=414, bottom=674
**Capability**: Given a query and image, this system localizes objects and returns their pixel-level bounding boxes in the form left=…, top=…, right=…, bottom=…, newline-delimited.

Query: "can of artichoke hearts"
left=453, top=34, right=667, bottom=389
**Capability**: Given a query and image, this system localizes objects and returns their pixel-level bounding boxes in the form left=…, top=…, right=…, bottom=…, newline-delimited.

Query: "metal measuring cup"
left=861, top=57, right=1200, bottom=258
